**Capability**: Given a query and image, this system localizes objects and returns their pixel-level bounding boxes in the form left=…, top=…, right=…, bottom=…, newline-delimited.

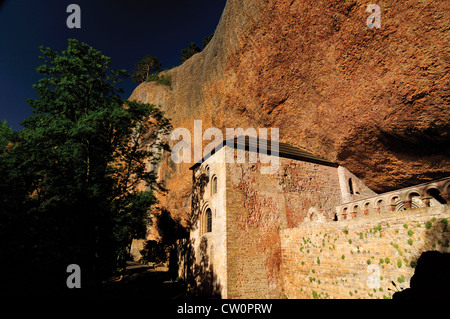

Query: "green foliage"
left=425, top=221, right=433, bottom=229
left=397, top=259, right=402, bottom=268
left=132, top=55, right=162, bottom=83
left=203, top=33, right=214, bottom=47
left=0, top=120, right=12, bottom=151
left=203, top=33, right=214, bottom=48
left=343, top=228, right=349, bottom=234
left=146, top=73, right=172, bottom=87
left=408, top=239, right=414, bottom=245
left=146, top=73, right=160, bottom=82
left=397, top=275, right=406, bottom=283
left=181, top=42, right=201, bottom=63
left=0, top=39, right=172, bottom=292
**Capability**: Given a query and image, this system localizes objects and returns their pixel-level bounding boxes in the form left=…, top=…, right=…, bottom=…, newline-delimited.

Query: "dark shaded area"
left=97, top=261, right=186, bottom=299
left=393, top=251, right=450, bottom=300
left=185, top=237, right=221, bottom=299
left=140, top=207, right=188, bottom=281
left=378, top=126, right=450, bottom=157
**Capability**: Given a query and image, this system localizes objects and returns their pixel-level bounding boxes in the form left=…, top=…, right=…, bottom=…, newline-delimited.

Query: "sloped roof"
left=189, top=135, right=338, bottom=170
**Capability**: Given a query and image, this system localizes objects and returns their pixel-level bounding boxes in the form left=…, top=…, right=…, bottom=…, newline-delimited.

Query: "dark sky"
left=0, top=0, right=227, bottom=131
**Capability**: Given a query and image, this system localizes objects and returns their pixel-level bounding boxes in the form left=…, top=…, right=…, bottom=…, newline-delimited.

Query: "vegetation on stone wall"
left=282, top=209, right=450, bottom=299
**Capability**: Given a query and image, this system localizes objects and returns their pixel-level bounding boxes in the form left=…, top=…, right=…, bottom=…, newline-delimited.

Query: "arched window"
left=428, top=188, right=447, bottom=205
left=205, top=208, right=212, bottom=233
left=212, top=176, right=218, bottom=195
left=348, top=178, right=354, bottom=195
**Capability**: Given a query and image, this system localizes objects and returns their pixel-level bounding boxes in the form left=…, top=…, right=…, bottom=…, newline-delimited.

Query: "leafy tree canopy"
left=203, top=33, right=214, bottom=48
left=180, top=42, right=202, bottom=63
left=0, top=39, right=171, bottom=293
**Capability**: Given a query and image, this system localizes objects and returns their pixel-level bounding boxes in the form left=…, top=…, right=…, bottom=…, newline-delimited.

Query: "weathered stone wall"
left=281, top=205, right=450, bottom=299
left=225, top=154, right=345, bottom=298
left=189, top=147, right=228, bottom=298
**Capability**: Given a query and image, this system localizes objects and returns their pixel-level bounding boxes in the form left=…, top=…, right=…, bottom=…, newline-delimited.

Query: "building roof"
left=189, top=135, right=338, bottom=170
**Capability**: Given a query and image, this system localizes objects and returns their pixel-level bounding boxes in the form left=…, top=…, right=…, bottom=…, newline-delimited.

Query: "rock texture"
left=129, top=0, right=449, bottom=223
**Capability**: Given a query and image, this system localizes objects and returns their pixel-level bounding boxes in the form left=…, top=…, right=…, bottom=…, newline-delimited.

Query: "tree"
left=132, top=55, right=162, bottom=83
left=203, top=33, right=214, bottom=48
left=0, top=120, right=11, bottom=151
left=180, top=42, right=201, bottom=63
left=0, top=39, right=172, bottom=293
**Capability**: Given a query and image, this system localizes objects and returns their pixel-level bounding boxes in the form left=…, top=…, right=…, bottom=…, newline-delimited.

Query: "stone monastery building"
left=186, top=136, right=450, bottom=299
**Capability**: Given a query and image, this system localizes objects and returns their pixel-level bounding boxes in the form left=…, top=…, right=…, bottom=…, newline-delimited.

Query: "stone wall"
left=281, top=205, right=450, bottom=299
left=189, top=147, right=228, bottom=298
left=225, top=154, right=345, bottom=298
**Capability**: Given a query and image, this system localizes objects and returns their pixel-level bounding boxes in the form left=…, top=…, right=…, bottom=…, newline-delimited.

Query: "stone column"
left=440, top=192, right=449, bottom=204
left=402, top=200, right=412, bottom=209
left=421, top=196, right=431, bottom=207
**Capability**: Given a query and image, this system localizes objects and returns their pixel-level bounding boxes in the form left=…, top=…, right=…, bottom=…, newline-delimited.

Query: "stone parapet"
left=336, top=177, right=450, bottom=221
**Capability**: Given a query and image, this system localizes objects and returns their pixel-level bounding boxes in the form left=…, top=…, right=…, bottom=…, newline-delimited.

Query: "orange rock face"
left=129, top=0, right=449, bottom=223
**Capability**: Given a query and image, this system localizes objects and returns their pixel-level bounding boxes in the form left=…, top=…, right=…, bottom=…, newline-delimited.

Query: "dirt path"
left=99, top=261, right=186, bottom=299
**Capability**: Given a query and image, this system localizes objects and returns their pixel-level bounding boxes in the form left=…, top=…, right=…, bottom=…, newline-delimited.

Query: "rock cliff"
left=129, top=0, right=449, bottom=223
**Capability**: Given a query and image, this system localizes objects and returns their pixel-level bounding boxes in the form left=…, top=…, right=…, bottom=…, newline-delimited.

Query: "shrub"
left=157, top=74, right=172, bottom=86
left=181, top=42, right=201, bottom=63
left=146, top=74, right=159, bottom=82
left=408, top=239, right=413, bottom=245
left=146, top=73, right=172, bottom=87
left=425, top=221, right=433, bottom=229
